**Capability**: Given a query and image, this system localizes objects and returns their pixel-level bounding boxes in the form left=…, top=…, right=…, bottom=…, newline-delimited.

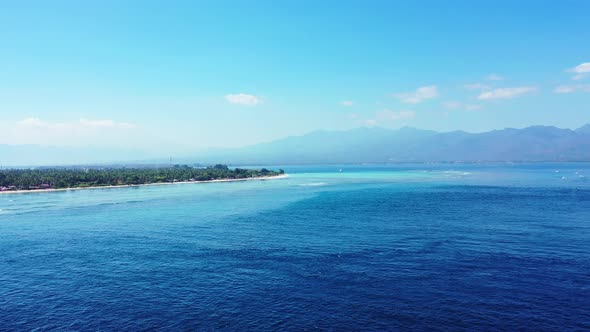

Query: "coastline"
left=0, top=174, right=289, bottom=195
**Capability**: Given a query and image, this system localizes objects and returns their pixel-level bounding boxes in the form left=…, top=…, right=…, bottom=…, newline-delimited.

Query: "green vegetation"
left=0, top=165, right=285, bottom=191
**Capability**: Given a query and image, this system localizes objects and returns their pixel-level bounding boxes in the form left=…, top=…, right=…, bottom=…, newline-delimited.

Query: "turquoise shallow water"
left=1, top=163, right=589, bottom=330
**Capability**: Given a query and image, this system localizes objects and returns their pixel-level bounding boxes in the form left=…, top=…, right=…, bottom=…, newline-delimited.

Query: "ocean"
left=1, top=163, right=589, bottom=331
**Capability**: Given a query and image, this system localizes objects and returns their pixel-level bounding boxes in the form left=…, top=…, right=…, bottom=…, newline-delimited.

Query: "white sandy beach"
left=0, top=174, right=289, bottom=195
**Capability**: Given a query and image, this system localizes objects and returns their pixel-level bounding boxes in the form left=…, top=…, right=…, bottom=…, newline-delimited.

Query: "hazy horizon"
left=2, top=123, right=590, bottom=167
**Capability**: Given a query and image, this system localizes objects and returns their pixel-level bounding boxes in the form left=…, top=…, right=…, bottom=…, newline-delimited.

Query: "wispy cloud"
left=486, top=73, right=504, bottom=81
left=442, top=101, right=482, bottom=111
left=361, top=119, right=379, bottom=126
left=553, top=84, right=590, bottom=94
left=340, top=100, right=354, bottom=106
left=463, top=83, right=491, bottom=91
left=225, top=93, right=260, bottom=105
left=17, top=118, right=137, bottom=130
left=360, top=109, right=415, bottom=126
left=567, top=62, right=590, bottom=80
left=376, top=109, right=415, bottom=121
left=394, top=86, right=438, bottom=104
left=0, top=118, right=139, bottom=146
left=464, top=74, right=502, bottom=91
left=477, top=86, right=537, bottom=100
left=79, top=119, right=136, bottom=129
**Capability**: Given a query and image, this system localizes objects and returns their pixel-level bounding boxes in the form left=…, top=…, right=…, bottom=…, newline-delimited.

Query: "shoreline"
left=0, top=174, right=289, bottom=195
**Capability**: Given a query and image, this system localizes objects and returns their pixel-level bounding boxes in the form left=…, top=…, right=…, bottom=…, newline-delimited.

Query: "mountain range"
left=1, top=125, right=590, bottom=166
left=196, top=124, right=590, bottom=165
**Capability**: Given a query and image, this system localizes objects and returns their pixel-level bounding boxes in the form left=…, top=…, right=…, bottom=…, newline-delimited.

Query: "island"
left=0, top=164, right=286, bottom=193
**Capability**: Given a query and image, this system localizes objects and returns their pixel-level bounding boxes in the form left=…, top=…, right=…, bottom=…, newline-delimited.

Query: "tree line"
left=0, top=164, right=284, bottom=191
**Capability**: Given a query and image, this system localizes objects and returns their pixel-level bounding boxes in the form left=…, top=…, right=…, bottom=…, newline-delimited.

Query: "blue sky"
left=1, top=0, right=589, bottom=152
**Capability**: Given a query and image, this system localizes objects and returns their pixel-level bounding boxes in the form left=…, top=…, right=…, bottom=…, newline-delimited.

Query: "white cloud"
left=486, top=73, right=504, bottom=81
left=567, top=62, right=590, bottom=80
left=463, top=83, right=491, bottom=91
left=442, top=101, right=482, bottom=111
left=360, top=109, right=415, bottom=126
left=340, top=100, right=354, bottom=106
left=477, top=86, right=537, bottom=100
left=394, top=85, right=438, bottom=104
left=225, top=93, right=260, bottom=105
left=570, top=62, right=590, bottom=73
left=553, top=84, right=590, bottom=94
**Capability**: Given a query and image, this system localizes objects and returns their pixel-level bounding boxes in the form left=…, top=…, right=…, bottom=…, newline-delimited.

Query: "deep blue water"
left=1, top=163, right=589, bottom=331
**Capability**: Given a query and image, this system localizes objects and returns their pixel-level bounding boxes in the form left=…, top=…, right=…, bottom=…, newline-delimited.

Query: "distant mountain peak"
left=576, top=124, right=590, bottom=133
